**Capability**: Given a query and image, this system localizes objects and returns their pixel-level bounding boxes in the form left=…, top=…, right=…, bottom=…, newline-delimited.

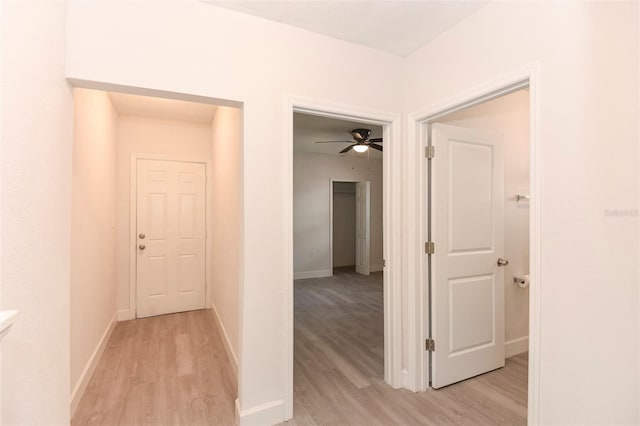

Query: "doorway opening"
left=292, top=112, right=385, bottom=419
left=428, top=87, right=530, bottom=388
left=415, top=70, right=540, bottom=423
left=285, top=100, right=400, bottom=420
left=69, top=85, right=243, bottom=422
left=330, top=179, right=374, bottom=276
left=331, top=181, right=358, bottom=274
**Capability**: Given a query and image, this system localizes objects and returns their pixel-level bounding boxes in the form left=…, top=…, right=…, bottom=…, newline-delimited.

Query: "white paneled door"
left=431, top=123, right=505, bottom=388
left=355, top=181, right=371, bottom=276
left=136, top=159, right=206, bottom=318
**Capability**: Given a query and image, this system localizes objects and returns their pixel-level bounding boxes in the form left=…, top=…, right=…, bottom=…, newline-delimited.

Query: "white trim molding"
left=235, top=398, right=284, bottom=426
left=283, top=95, right=403, bottom=421
left=407, top=63, right=542, bottom=424
left=293, top=270, right=332, bottom=280
left=0, top=310, right=18, bottom=335
left=116, top=309, right=134, bottom=322
left=506, top=336, right=529, bottom=358
left=70, top=311, right=118, bottom=418
left=209, top=307, right=238, bottom=378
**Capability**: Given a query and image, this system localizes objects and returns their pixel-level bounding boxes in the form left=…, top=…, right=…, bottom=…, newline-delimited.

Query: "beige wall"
left=439, top=89, right=530, bottom=348
left=70, top=89, right=118, bottom=401
left=210, top=106, right=243, bottom=371
left=1, top=2, right=73, bottom=423
left=115, top=115, right=213, bottom=316
left=294, top=152, right=383, bottom=277
left=332, top=183, right=356, bottom=268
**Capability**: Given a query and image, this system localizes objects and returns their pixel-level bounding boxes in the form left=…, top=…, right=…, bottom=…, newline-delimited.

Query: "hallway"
left=72, top=310, right=236, bottom=426
left=291, top=268, right=528, bottom=425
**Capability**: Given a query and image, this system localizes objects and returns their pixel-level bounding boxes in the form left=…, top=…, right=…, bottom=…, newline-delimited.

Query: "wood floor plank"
left=72, top=310, right=237, bottom=426
left=74, top=267, right=526, bottom=426
left=286, top=267, right=528, bottom=426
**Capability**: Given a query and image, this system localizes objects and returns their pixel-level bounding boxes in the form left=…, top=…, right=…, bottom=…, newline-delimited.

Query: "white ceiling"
left=108, top=92, right=218, bottom=123
left=204, top=1, right=488, bottom=57
left=294, top=112, right=383, bottom=158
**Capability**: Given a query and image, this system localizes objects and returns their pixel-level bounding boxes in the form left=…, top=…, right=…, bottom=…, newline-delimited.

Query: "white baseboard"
left=370, top=264, right=383, bottom=272
left=400, top=367, right=411, bottom=390
left=505, top=336, right=529, bottom=358
left=293, top=269, right=331, bottom=280
left=209, top=306, right=238, bottom=378
left=117, top=309, right=134, bottom=321
left=70, top=311, right=117, bottom=418
left=236, top=398, right=284, bottom=426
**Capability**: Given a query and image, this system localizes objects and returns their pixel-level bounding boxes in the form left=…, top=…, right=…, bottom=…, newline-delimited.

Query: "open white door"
left=355, top=181, right=370, bottom=275
left=136, top=159, right=207, bottom=318
left=430, top=123, right=505, bottom=388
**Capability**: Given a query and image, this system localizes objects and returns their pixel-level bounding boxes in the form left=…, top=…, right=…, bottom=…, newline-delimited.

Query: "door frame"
left=407, top=63, right=541, bottom=423
left=284, top=96, right=402, bottom=420
left=329, top=178, right=371, bottom=274
left=129, top=153, right=211, bottom=319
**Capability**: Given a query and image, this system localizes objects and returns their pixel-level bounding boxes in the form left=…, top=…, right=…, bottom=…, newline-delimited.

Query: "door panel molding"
left=431, top=123, right=505, bottom=388
left=128, top=153, right=211, bottom=320
left=136, top=158, right=206, bottom=317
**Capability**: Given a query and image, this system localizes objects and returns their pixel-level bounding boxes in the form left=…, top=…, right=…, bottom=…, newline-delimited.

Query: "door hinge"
left=425, top=241, right=435, bottom=254
left=425, top=338, right=435, bottom=352
left=382, top=259, right=386, bottom=268
left=425, top=145, right=435, bottom=159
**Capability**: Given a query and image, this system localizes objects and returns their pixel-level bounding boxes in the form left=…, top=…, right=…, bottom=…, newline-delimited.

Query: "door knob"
left=497, top=258, right=509, bottom=266
left=139, top=233, right=146, bottom=239
left=139, top=244, right=146, bottom=250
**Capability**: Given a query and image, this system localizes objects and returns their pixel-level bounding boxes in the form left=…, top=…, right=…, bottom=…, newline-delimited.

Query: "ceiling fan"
left=315, top=128, right=383, bottom=153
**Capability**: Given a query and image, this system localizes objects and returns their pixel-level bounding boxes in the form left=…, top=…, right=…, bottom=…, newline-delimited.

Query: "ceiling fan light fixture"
left=353, top=145, right=369, bottom=153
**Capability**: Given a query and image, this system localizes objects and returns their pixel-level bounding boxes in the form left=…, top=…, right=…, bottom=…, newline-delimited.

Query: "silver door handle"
left=497, top=258, right=509, bottom=266
left=139, top=244, right=146, bottom=250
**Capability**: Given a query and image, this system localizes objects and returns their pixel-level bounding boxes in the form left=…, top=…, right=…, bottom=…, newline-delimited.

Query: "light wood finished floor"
left=72, top=310, right=236, bottom=426
left=288, top=267, right=528, bottom=426
left=73, top=269, right=527, bottom=426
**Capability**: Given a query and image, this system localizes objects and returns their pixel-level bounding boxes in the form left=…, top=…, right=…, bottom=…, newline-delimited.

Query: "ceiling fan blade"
left=339, top=144, right=355, bottom=154
left=369, top=143, right=383, bottom=152
left=351, top=131, right=364, bottom=141
left=369, top=138, right=383, bottom=143
left=315, top=140, right=353, bottom=144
